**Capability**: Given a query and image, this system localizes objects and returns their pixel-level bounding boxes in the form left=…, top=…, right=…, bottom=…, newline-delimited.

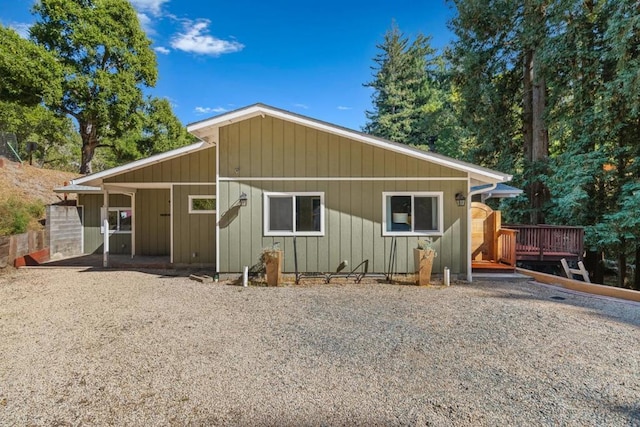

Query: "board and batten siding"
left=104, top=147, right=216, bottom=183
left=217, top=115, right=468, bottom=275
left=78, top=193, right=132, bottom=254
left=219, top=116, right=467, bottom=179
left=172, top=185, right=216, bottom=265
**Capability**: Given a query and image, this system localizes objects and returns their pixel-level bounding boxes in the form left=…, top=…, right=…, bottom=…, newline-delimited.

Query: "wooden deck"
left=504, top=224, right=584, bottom=263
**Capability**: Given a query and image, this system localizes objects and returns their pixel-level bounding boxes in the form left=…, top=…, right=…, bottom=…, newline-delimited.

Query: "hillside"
left=0, top=157, right=79, bottom=205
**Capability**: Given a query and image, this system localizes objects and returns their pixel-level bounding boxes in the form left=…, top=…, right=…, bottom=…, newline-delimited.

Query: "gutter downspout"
left=466, top=182, right=499, bottom=283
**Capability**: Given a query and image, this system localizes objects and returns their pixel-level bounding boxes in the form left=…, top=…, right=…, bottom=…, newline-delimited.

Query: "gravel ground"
left=0, top=268, right=638, bottom=426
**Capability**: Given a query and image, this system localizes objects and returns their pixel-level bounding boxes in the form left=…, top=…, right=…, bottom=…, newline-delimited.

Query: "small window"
left=382, top=192, right=443, bottom=236
left=189, top=195, right=216, bottom=214
left=264, top=192, right=324, bottom=236
left=101, top=207, right=132, bottom=234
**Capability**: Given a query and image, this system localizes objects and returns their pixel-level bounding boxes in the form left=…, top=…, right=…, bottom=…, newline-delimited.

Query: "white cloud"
left=9, top=22, right=31, bottom=39
left=171, top=20, right=244, bottom=56
left=154, top=46, right=170, bottom=54
left=337, top=106, right=352, bottom=110
left=130, top=0, right=169, bottom=16
left=293, top=103, right=309, bottom=110
left=136, top=13, right=155, bottom=35
left=194, top=106, right=227, bottom=115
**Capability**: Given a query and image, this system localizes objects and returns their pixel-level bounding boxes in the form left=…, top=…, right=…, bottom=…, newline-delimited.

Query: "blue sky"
left=1, top=0, right=455, bottom=131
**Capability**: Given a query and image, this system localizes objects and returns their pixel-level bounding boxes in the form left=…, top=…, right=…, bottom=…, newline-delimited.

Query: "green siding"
left=135, top=189, right=170, bottom=256
left=219, top=116, right=467, bottom=179
left=105, top=147, right=216, bottom=183
left=216, top=115, right=469, bottom=275
left=172, top=185, right=216, bottom=265
left=218, top=180, right=467, bottom=275
left=78, top=193, right=132, bottom=254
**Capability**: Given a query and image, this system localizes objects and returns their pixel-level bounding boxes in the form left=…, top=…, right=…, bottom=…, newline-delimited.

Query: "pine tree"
left=364, top=23, right=440, bottom=148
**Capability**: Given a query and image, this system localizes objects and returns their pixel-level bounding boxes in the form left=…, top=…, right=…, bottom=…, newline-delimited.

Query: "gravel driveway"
left=0, top=268, right=638, bottom=426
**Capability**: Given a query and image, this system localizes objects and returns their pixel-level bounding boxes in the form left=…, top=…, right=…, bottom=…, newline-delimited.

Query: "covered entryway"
left=136, top=189, right=170, bottom=256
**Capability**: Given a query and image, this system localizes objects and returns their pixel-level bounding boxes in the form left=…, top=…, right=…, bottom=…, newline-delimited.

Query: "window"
left=101, top=207, right=132, bottom=234
left=382, top=192, right=443, bottom=236
left=189, top=195, right=216, bottom=214
left=264, top=192, right=324, bottom=236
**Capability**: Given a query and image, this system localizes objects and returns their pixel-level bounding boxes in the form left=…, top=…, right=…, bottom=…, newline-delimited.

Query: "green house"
left=56, top=104, right=511, bottom=280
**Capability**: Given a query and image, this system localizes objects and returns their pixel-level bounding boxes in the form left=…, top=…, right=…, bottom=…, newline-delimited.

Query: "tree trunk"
left=618, top=238, right=627, bottom=288
left=634, top=245, right=640, bottom=291
left=522, top=0, right=549, bottom=225
left=584, top=250, right=604, bottom=284
left=79, top=120, right=98, bottom=174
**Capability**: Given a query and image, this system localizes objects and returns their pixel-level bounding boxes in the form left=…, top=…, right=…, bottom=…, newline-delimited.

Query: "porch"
left=471, top=202, right=584, bottom=273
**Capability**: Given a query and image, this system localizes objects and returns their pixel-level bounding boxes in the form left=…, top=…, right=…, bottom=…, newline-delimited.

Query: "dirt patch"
left=0, top=156, right=78, bottom=205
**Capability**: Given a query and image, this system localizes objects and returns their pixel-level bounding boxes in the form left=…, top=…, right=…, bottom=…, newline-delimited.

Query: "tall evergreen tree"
left=364, top=24, right=441, bottom=148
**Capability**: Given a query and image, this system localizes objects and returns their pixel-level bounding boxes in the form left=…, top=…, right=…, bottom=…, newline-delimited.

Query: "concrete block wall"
left=46, top=205, right=83, bottom=258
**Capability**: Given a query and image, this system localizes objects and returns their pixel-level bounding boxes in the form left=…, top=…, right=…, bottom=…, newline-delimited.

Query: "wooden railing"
left=503, top=224, right=584, bottom=262
left=497, top=229, right=517, bottom=267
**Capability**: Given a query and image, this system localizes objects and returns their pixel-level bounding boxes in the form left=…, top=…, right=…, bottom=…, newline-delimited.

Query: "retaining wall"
left=46, top=205, right=83, bottom=258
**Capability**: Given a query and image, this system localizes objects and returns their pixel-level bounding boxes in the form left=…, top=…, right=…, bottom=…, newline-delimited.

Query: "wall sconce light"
left=239, top=192, right=248, bottom=207
left=455, top=192, right=466, bottom=207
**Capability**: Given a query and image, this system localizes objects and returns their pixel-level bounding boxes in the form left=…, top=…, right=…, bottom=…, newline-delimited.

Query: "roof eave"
left=187, top=104, right=512, bottom=184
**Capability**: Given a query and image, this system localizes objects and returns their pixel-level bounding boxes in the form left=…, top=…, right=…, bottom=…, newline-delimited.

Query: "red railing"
left=503, top=225, right=584, bottom=262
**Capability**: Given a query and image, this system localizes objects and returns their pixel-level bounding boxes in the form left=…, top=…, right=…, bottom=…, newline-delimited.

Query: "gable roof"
left=67, top=140, right=211, bottom=186
left=65, top=103, right=511, bottom=188
left=188, top=103, right=512, bottom=184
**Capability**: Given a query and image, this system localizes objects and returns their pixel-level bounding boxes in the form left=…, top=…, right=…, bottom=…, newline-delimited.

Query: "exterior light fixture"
left=239, top=192, right=248, bottom=207
left=455, top=192, right=466, bottom=207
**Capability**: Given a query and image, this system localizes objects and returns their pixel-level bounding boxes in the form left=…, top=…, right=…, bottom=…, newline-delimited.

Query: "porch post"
left=103, top=190, right=109, bottom=267
left=131, top=192, right=136, bottom=258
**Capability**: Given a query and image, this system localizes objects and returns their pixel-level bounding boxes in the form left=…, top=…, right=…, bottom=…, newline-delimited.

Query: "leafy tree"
left=0, top=25, right=62, bottom=106
left=30, top=0, right=158, bottom=174
left=0, top=100, right=80, bottom=171
left=98, top=97, right=196, bottom=168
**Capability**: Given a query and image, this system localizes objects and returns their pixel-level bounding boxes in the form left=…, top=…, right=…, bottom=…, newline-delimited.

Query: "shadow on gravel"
left=610, top=403, right=640, bottom=424
left=483, top=282, right=640, bottom=328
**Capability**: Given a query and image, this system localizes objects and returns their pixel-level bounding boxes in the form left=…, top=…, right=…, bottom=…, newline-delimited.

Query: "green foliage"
left=30, top=0, right=158, bottom=173
left=449, top=0, right=640, bottom=284
left=0, top=100, right=80, bottom=171
left=0, top=197, right=45, bottom=236
left=92, top=96, right=196, bottom=170
left=363, top=23, right=463, bottom=157
left=0, top=25, right=63, bottom=106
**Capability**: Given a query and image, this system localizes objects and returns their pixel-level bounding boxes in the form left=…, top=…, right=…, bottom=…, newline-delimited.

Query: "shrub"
left=0, top=197, right=45, bottom=236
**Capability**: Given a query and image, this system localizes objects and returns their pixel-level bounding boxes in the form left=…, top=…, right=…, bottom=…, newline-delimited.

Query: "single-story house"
left=56, top=104, right=512, bottom=280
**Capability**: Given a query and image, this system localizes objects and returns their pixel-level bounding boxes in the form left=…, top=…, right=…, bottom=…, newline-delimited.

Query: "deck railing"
left=503, top=225, right=584, bottom=262
left=497, top=229, right=517, bottom=267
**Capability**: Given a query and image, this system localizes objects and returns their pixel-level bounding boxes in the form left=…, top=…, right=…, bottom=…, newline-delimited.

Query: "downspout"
left=466, top=182, right=499, bottom=282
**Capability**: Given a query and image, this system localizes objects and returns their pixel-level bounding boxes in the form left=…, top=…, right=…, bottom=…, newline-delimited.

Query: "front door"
left=136, top=189, right=171, bottom=256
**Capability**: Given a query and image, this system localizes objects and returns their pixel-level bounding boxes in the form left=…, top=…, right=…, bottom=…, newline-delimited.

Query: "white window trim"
left=263, top=192, right=325, bottom=237
left=382, top=191, right=444, bottom=236
left=100, top=206, right=133, bottom=234
left=188, top=195, right=216, bottom=214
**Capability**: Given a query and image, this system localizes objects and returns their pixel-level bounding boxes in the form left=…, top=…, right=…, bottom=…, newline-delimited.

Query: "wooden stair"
left=472, top=260, right=516, bottom=273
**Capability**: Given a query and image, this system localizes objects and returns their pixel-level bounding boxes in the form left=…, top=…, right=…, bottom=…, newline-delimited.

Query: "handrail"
left=503, top=224, right=584, bottom=261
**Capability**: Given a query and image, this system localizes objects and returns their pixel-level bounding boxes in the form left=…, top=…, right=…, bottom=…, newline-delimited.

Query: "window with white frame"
left=264, top=192, right=324, bottom=236
left=382, top=192, right=443, bottom=235
left=189, top=195, right=216, bottom=214
left=101, top=207, right=132, bottom=234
